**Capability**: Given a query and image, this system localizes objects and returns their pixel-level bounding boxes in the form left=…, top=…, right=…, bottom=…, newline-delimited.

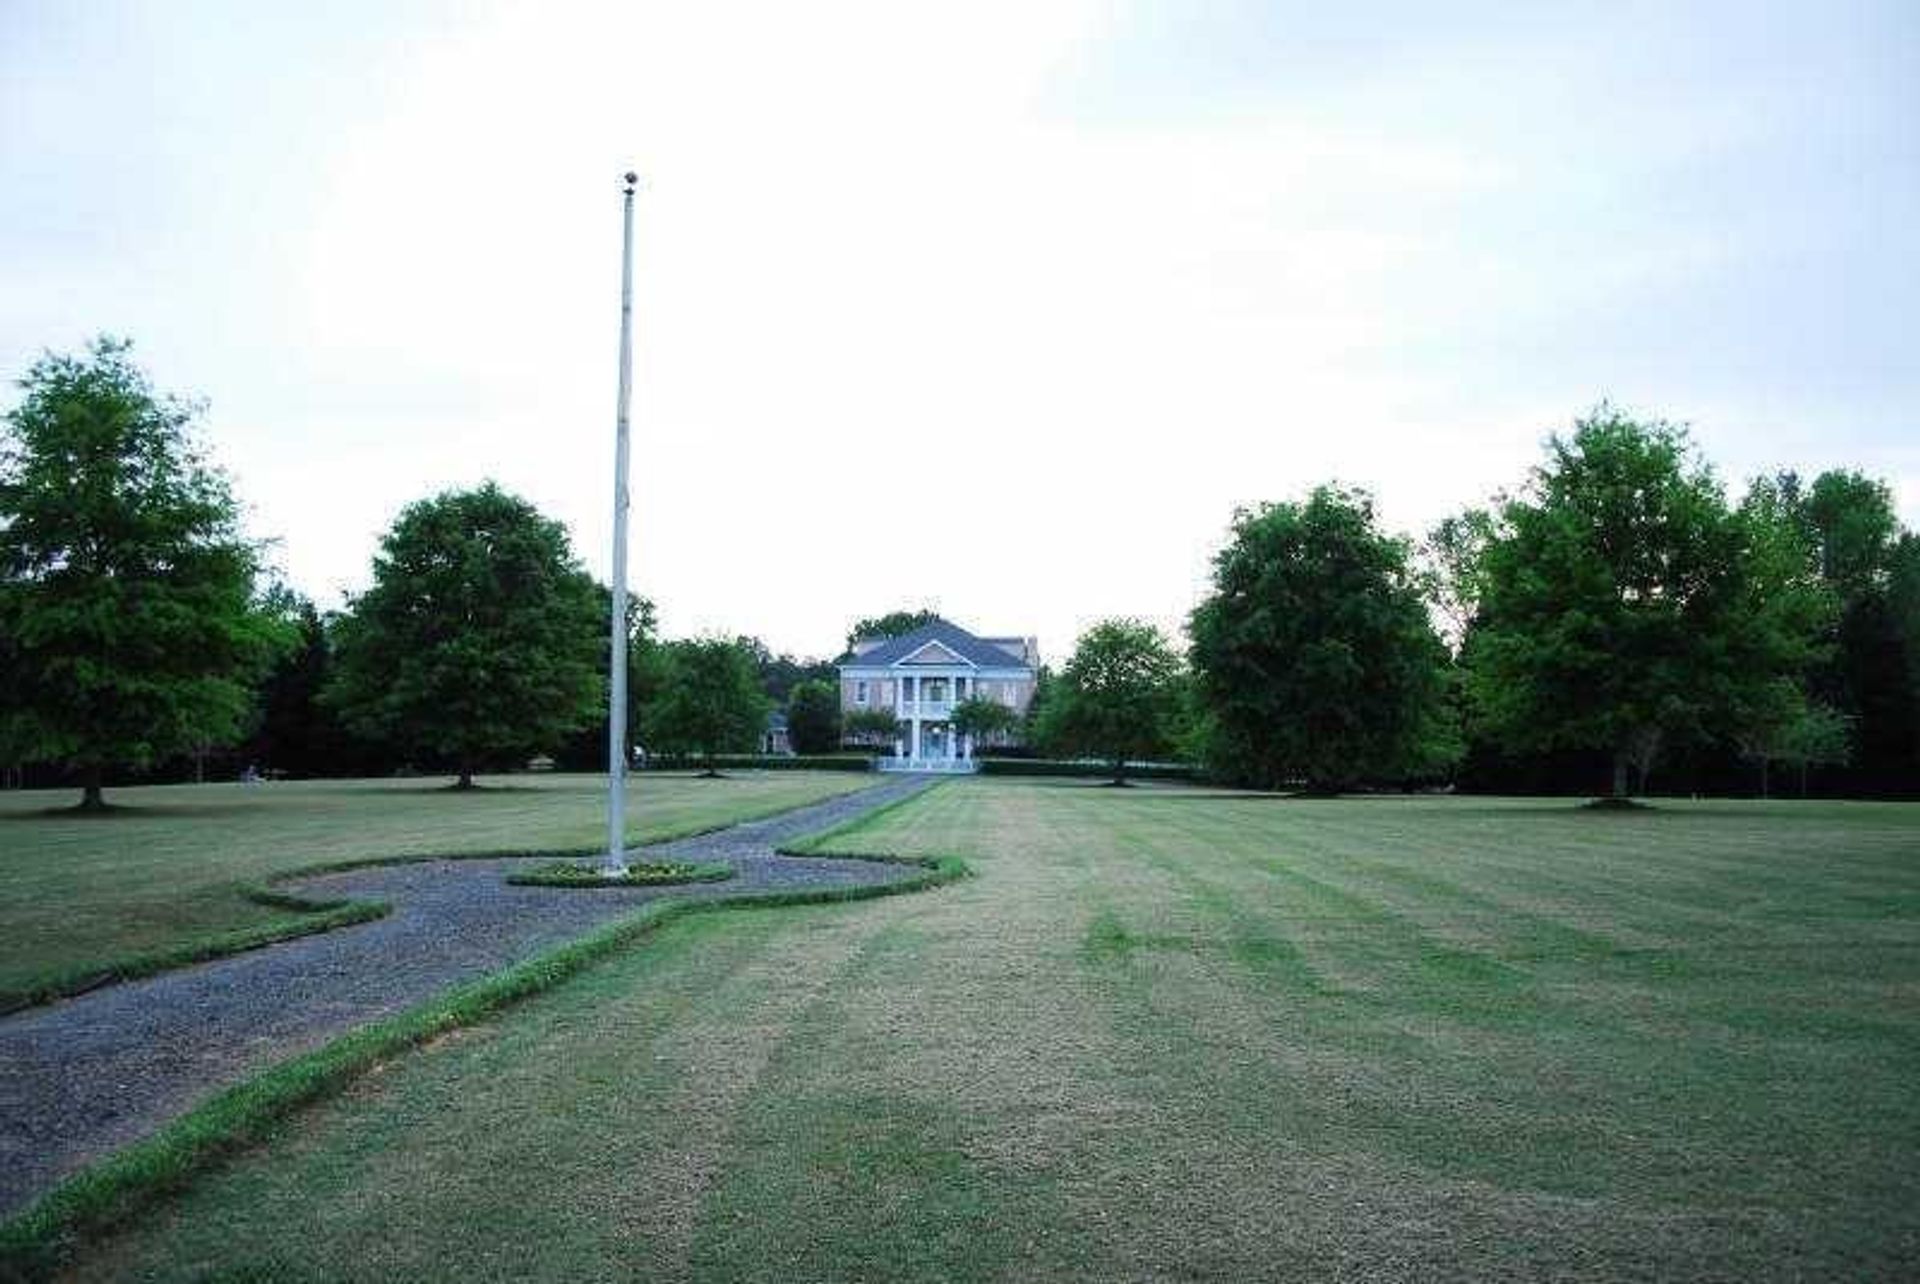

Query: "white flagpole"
left=606, top=170, right=638, bottom=873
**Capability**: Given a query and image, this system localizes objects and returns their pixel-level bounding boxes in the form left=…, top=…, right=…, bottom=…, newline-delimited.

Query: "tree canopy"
left=1035, top=619, right=1182, bottom=783
left=1790, top=471, right=1918, bottom=792
left=1190, top=486, right=1452, bottom=793
left=1458, top=408, right=1831, bottom=798
left=844, top=608, right=941, bottom=655
left=785, top=679, right=842, bottom=755
left=731, top=635, right=835, bottom=705
left=326, top=483, right=604, bottom=788
left=243, top=590, right=358, bottom=779
left=951, top=695, right=1020, bottom=750
left=644, top=638, right=771, bottom=768
left=0, top=338, right=285, bottom=808
left=842, top=707, right=900, bottom=748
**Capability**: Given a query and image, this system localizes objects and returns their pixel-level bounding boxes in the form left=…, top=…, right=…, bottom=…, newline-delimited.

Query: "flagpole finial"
left=622, top=171, right=638, bottom=194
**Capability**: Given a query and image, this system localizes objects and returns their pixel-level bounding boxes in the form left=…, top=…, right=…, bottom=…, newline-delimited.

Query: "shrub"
left=642, top=754, right=875, bottom=773
left=975, top=758, right=1196, bottom=781
left=506, top=861, right=733, bottom=888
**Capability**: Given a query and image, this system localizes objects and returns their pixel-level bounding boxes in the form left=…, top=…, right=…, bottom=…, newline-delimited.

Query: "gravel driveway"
left=0, top=775, right=936, bottom=1218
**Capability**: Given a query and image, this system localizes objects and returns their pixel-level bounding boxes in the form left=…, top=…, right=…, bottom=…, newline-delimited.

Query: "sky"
left=3, top=0, right=1915, bottom=663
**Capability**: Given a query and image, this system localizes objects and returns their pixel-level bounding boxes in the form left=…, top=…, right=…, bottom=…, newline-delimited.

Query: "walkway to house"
left=0, top=775, right=938, bottom=1218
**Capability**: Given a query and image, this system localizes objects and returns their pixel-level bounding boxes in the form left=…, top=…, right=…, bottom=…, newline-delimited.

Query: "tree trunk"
left=1611, top=751, right=1630, bottom=799
left=1111, top=757, right=1126, bottom=787
left=1758, top=757, right=1770, bottom=800
left=454, top=759, right=476, bottom=790
left=78, top=764, right=107, bottom=813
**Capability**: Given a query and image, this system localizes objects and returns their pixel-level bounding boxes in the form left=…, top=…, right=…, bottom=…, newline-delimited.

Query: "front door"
left=923, top=724, right=947, bottom=760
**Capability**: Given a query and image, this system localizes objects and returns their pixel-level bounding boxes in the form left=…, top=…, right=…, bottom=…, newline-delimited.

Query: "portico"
left=892, top=668, right=977, bottom=768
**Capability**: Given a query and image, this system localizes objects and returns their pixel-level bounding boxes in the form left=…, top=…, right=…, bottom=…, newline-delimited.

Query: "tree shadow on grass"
left=1410, top=801, right=1679, bottom=820
left=1006, top=778, right=1253, bottom=796
left=0, top=801, right=257, bottom=821
left=322, top=781, right=551, bottom=797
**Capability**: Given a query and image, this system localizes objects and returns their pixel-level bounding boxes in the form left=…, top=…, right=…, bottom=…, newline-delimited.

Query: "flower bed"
left=505, top=860, right=734, bottom=888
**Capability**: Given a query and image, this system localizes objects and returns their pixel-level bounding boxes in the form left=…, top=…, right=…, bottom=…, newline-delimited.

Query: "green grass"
left=0, top=771, right=869, bottom=1008
left=33, top=782, right=1920, bottom=1281
left=0, top=851, right=969, bottom=1283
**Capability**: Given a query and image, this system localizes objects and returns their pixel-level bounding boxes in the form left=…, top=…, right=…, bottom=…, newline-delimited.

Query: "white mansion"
left=838, top=618, right=1039, bottom=771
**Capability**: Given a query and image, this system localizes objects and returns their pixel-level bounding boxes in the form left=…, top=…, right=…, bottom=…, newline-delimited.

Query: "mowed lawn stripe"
left=0, top=772, right=870, bottom=1003
left=48, top=779, right=1920, bottom=1283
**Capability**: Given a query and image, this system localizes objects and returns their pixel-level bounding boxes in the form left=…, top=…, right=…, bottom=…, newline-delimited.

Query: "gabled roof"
left=839, top=617, right=1032, bottom=670
left=979, top=636, right=1036, bottom=665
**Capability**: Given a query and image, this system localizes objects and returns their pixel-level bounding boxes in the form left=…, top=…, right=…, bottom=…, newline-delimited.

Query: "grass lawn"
left=0, top=771, right=870, bottom=1007
left=44, top=781, right=1920, bottom=1282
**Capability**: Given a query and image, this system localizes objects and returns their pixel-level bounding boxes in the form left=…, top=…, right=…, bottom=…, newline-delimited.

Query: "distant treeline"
left=3, top=342, right=1915, bottom=801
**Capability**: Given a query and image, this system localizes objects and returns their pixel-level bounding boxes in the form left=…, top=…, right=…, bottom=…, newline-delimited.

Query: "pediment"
left=898, top=640, right=970, bottom=666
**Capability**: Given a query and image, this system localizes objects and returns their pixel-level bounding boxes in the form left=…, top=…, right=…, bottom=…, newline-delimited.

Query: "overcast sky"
left=3, top=1, right=1915, bottom=662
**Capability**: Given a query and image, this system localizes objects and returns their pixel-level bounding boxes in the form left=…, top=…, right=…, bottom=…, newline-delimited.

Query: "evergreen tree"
left=1798, top=471, right=1917, bottom=793
left=785, top=679, right=842, bottom=755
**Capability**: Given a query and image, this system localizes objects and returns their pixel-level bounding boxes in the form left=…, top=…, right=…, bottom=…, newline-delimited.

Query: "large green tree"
left=1796, top=471, right=1917, bottom=792
left=1190, top=486, right=1452, bottom=793
left=1460, top=408, right=1830, bottom=799
left=951, top=695, right=1020, bottom=752
left=644, top=638, right=771, bottom=771
left=1894, top=534, right=1920, bottom=761
left=327, top=483, right=604, bottom=789
left=1035, top=619, right=1182, bottom=784
left=244, top=590, right=345, bottom=779
left=842, top=707, right=900, bottom=749
left=0, top=338, right=284, bottom=809
left=785, top=679, right=842, bottom=755
left=733, top=635, right=836, bottom=705
left=550, top=594, right=665, bottom=772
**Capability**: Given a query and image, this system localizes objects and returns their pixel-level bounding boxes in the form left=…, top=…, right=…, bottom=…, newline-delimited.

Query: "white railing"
left=898, top=700, right=954, bottom=719
left=878, top=757, right=979, bottom=774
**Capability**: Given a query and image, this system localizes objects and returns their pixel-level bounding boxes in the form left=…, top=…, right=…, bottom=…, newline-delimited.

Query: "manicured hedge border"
left=645, top=754, right=877, bottom=772
left=0, top=891, right=391, bottom=1017
left=0, top=782, right=881, bottom=1015
left=975, top=758, right=1197, bottom=782
left=0, top=847, right=969, bottom=1281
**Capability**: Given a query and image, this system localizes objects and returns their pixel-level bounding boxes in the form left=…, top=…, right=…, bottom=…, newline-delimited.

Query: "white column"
left=912, top=718, right=922, bottom=762
left=890, top=674, right=904, bottom=760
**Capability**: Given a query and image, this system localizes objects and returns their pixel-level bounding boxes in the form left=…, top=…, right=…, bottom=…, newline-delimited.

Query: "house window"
left=856, top=680, right=869, bottom=705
